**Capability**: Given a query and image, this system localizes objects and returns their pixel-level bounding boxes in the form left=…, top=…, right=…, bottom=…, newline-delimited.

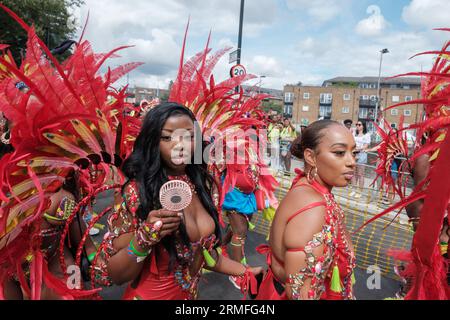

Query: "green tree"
left=0, top=0, right=84, bottom=63
left=159, top=92, right=169, bottom=102
left=261, top=99, right=283, bottom=114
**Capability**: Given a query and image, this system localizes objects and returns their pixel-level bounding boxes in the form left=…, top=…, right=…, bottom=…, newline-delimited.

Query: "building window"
left=319, top=93, right=332, bottom=104
left=359, top=108, right=368, bottom=119
left=303, top=92, right=310, bottom=99
left=342, top=107, right=350, bottom=114
left=392, top=95, right=400, bottom=102
left=370, top=95, right=377, bottom=101
left=390, top=84, right=397, bottom=89
left=343, top=93, right=351, bottom=100
left=302, top=105, right=309, bottom=112
left=369, top=83, right=377, bottom=89
left=360, top=95, right=369, bottom=100
left=284, top=92, right=294, bottom=103
left=403, top=85, right=410, bottom=89
left=284, top=105, right=293, bottom=115
left=405, top=95, right=413, bottom=102
left=319, top=106, right=332, bottom=118
left=391, top=109, right=398, bottom=116
left=391, top=123, right=397, bottom=128
left=404, top=123, right=409, bottom=127
left=404, top=109, right=412, bottom=116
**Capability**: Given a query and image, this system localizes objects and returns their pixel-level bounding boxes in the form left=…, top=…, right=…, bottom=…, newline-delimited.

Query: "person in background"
left=280, top=118, right=297, bottom=173
left=268, top=119, right=282, bottom=171
left=343, top=119, right=355, bottom=135
left=350, top=120, right=370, bottom=199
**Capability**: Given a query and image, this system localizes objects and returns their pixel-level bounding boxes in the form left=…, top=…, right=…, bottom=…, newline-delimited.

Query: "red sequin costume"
left=92, top=29, right=276, bottom=299
left=93, top=181, right=220, bottom=300
left=256, top=169, right=355, bottom=300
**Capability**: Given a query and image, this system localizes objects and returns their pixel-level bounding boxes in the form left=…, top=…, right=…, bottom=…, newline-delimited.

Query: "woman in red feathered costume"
left=358, top=30, right=450, bottom=299
left=256, top=120, right=357, bottom=300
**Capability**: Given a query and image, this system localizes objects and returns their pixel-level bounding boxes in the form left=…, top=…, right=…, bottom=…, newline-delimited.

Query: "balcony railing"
left=319, top=98, right=332, bottom=105
left=358, top=113, right=375, bottom=120
left=359, top=99, right=377, bottom=107
left=319, top=112, right=332, bottom=119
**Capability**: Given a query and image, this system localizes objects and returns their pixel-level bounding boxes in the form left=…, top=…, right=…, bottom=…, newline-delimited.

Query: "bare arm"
left=69, top=211, right=97, bottom=256
left=105, top=209, right=181, bottom=285
left=205, top=251, right=262, bottom=276
left=405, top=154, right=430, bottom=230
left=92, top=185, right=181, bottom=286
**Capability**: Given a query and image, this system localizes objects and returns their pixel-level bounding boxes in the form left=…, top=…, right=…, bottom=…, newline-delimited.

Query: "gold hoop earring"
left=307, top=167, right=318, bottom=184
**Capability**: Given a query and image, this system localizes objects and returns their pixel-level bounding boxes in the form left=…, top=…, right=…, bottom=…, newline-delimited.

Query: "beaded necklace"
left=168, top=174, right=196, bottom=194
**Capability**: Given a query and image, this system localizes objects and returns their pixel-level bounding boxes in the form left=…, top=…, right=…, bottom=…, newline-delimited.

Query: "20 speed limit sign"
left=230, top=64, right=246, bottom=78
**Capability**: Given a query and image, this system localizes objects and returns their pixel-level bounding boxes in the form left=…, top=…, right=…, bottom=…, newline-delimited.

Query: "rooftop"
left=241, top=85, right=283, bottom=99
left=323, top=76, right=421, bottom=86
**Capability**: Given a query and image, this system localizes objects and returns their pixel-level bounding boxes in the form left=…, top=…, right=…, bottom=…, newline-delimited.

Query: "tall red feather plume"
left=0, top=5, right=143, bottom=299
left=168, top=26, right=278, bottom=216
left=360, top=30, right=450, bottom=299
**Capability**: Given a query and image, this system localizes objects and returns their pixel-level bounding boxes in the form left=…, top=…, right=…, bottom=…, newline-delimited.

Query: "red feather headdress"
left=0, top=4, right=143, bottom=299
left=168, top=28, right=278, bottom=223
left=358, top=30, right=450, bottom=299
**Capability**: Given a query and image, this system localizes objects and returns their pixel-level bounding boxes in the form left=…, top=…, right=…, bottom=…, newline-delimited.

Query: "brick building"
left=125, top=86, right=170, bottom=105
left=284, top=76, right=422, bottom=132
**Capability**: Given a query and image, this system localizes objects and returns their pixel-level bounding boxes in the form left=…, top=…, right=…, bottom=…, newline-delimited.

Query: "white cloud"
left=286, top=0, right=343, bottom=23
left=355, top=5, right=389, bottom=36
left=122, top=30, right=180, bottom=76
left=289, top=28, right=440, bottom=88
left=71, top=0, right=277, bottom=88
left=218, top=38, right=236, bottom=49
left=65, top=0, right=450, bottom=92
left=248, top=55, right=283, bottom=77
left=402, top=0, right=450, bottom=29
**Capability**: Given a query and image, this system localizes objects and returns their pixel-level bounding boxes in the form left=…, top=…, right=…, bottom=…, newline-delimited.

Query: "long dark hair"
left=122, top=102, right=221, bottom=270
left=356, top=120, right=368, bottom=135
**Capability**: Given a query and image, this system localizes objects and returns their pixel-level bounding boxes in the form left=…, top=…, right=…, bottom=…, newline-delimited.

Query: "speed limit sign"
left=230, top=64, right=246, bottom=78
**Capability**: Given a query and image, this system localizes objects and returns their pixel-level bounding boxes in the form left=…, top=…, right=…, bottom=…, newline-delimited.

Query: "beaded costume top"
left=285, top=170, right=356, bottom=300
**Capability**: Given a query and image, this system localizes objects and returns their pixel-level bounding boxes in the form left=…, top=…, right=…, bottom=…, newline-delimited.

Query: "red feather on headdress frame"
left=0, top=4, right=143, bottom=299
left=358, top=29, right=450, bottom=299
left=168, top=25, right=278, bottom=220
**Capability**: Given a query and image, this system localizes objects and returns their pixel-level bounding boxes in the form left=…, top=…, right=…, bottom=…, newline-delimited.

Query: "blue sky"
left=73, top=0, right=450, bottom=89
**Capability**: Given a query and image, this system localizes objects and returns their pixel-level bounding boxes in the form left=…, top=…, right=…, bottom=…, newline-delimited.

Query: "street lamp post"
left=374, top=48, right=389, bottom=131
left=259, top=75, right=266, bottom=94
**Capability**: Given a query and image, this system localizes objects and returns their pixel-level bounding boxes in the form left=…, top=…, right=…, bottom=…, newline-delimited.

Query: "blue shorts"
left=391, top=161, right=399, bottom=180
left=222, top=187, right=257, bottom=215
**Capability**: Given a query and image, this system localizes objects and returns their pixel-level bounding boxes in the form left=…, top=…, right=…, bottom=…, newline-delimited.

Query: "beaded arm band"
left=126, top=221, right=162, bottom=263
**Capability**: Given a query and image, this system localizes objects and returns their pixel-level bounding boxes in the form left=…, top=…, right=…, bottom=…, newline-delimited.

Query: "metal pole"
left=259, top=75, right=265, bottom=94
left=235, top=0, right=245, bottom=93
left=374, top=52, right=383, bottom=130
left=237, top=0, right=244, bottom=65
left=374, top=48, right=388, bottom=130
